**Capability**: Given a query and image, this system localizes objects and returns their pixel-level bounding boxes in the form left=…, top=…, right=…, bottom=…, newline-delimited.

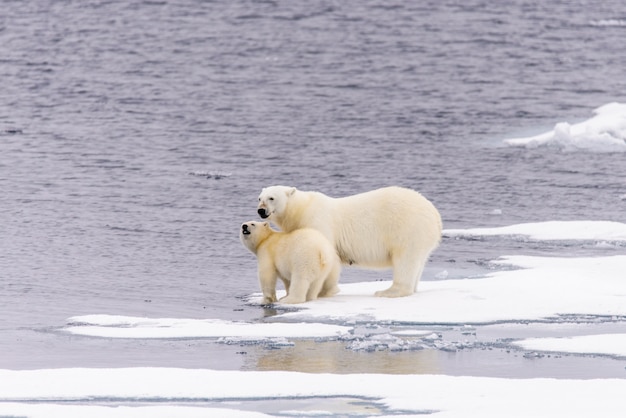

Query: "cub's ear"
left=287, top=187, right=296, bottom=196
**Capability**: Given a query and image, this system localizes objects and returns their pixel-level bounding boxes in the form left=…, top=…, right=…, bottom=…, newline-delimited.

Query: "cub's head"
left=239, top=221, right=271, bottom=253
left=257, top=185, right=296, bottom=220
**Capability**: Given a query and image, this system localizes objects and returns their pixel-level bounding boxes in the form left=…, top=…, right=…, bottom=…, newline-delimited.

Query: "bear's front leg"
left=261, top=293, right=277, bottom=304
left=260, top=280, right=277, bottom=304
left=258, top=264, right=278, bottom=304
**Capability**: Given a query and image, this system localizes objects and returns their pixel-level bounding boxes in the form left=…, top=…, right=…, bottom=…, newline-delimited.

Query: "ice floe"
left=504, top=102, right=626, bottom=152
left=64, top=315, right=350, bottom=339
left=444, top=220, right=626, bottom=242
left=515, top=334, right=626, bottom=357
left=1, top=368, right=625, bottom=418
left=248, top=254, right=626, bottom=324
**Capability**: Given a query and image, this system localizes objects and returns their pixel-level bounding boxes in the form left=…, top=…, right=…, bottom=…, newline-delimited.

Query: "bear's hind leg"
left=278, top=275, right=309, bottom=304
left=375, top=252, right=426, bottom=298
left=305, top=275, right=325, bottom=301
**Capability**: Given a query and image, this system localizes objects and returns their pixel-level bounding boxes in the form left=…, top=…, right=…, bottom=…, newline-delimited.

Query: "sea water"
left=1, top=0, right=626, bottom=375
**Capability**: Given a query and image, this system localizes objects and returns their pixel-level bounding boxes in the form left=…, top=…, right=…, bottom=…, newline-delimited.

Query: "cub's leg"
left=279, top=273, right=310, bottom=304
left=318, top=262, right=340, bottom=298
left=305, top=273, right=325, bottom=301
left=258, top=265, right=278, bottom=304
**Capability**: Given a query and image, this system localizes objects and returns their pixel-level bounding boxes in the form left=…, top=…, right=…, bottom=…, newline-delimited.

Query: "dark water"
left=1, top=0, right=626, bottom=372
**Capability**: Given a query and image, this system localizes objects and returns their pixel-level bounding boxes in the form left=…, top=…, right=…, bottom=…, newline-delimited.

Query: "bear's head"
left=240, top=220, right=271, bottom=253
left=257, top=185, right=296, bottom=220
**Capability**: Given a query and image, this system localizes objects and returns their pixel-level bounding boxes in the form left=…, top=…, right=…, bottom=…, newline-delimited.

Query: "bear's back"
left=275, top=228, right=330, bottom=254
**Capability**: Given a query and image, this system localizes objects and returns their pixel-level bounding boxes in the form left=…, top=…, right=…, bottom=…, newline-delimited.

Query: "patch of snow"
left=515, top=334, right=626, bottom=357
left=444, top=220, right=626, bottom=241
left=64, top=315, right=350, bottom=340
left=504, top=102, right=626, bottom=152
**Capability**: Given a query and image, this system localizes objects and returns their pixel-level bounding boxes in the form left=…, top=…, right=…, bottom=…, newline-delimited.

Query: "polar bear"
left=257, top=186, right=442, bottom=298
left=239, top=221, right=341, bottom=304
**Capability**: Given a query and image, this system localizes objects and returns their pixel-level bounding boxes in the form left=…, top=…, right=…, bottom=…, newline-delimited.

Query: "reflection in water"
left=246, top=340, right=439, bottom=375
left=206, top=397, right=384, bottom=416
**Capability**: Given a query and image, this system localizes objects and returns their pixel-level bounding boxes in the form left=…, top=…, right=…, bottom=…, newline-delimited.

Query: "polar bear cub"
left=257, top=186, right=442, bottom=298
left=240, top=221, right=341, bottom=304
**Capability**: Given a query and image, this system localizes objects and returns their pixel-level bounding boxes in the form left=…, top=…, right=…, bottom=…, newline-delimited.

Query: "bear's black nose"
left=258, top=208, right=269, bottom=219
left=241, top=224, right=250, bottom=235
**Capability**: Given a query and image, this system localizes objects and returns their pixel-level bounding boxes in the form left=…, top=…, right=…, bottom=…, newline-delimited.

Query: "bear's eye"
left=269, top=197, right=274, bottom=201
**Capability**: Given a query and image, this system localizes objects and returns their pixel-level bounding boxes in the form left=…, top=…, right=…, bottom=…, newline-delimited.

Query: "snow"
left=1, top=368, right=625, bottom=418
left=504, top=102, right=626, bottom=152
left=444, top=220, right=626, bottom=241
left=516, top=334, right=626, bottom=357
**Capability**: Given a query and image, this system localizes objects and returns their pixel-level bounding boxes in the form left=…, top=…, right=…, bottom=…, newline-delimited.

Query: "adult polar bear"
left=257, top=186, right=442, bottom=297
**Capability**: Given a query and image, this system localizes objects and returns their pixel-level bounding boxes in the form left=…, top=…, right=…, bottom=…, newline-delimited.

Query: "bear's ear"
left=287, top=187, right=296, bottom=197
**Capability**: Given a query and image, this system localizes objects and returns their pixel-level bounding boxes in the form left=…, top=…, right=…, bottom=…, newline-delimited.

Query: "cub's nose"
left=241, top=224, right=250, bottom=235
left=258, top=208, right=268, bottom=219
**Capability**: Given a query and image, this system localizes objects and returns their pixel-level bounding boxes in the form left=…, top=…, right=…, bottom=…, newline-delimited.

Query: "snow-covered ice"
left=243, top=254, right=626, bottom=324
left=516, top=334, right=626, bottom=357
left=504, top=102, right=626, bottom=152
left=444, top=220, right=626, bottom=242
left=64, top=314, right=350, bottom=339
left=1, top=368, right=626, bottom=418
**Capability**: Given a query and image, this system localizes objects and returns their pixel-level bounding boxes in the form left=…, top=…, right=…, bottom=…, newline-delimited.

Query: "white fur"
left=258, top=186, right=442, bottom=297
left=239, top=221, right=341, bottom=304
